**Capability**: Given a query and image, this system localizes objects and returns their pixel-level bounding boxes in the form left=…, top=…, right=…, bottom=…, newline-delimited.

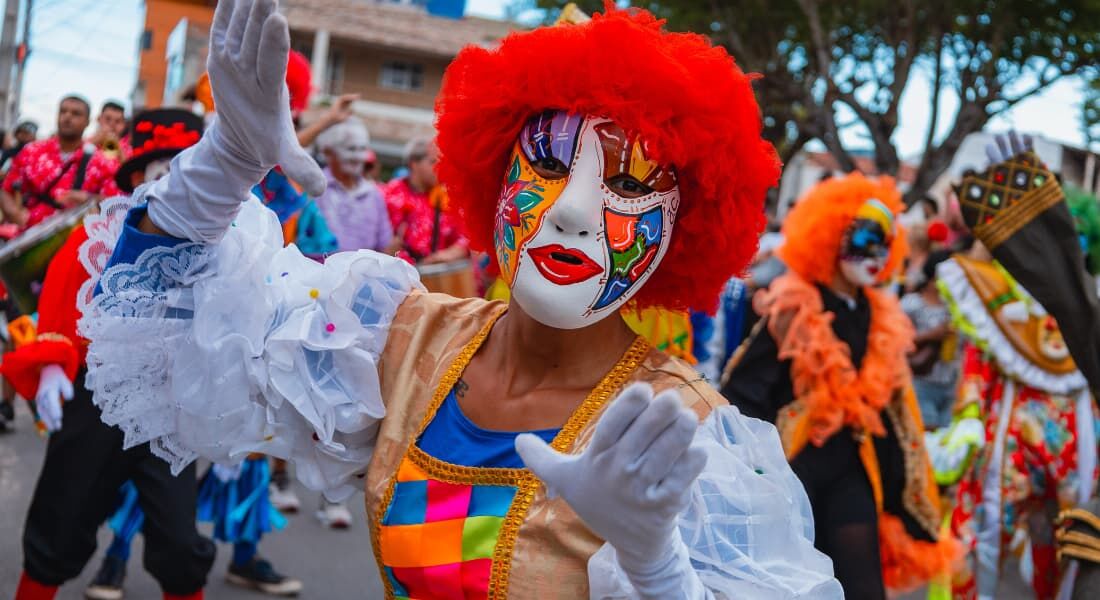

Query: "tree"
left=531, top=0, right=1100, bottom=203
left=1086, top=77, right=1100, bottom=152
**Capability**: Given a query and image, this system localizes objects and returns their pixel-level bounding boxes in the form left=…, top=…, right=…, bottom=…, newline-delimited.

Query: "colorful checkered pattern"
left=380, top=456, right=517, bottom=599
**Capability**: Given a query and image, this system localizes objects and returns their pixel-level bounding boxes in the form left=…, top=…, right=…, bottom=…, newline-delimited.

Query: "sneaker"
left=85, top=555, right=127, bottom=600
left=315, top=500, right=352, bottom=530
left=267, top=480, right=301, bottom=513
left=226, top=557, right=303, bottom=596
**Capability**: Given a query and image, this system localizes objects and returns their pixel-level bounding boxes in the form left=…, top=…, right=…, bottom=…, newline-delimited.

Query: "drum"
left=0, top=204, right=92, bottom=314
left=417, top=259, right=477, bottom=298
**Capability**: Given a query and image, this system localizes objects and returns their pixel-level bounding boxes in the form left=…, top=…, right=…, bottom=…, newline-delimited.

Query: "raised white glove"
left=984, top=130, right=1033, bottom=166
left=212, top=462, right=244, bottom=483
left=516, top=384, right=709, bottom=599
left=36, top=364, right=73, bottom=433
left=146, top=0, right=324, bottom=243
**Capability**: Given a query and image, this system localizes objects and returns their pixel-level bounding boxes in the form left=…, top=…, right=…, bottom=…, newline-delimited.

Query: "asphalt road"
left=0, top=399, right=1036, bottom=600
left=0, top=401, right=383, bottom=599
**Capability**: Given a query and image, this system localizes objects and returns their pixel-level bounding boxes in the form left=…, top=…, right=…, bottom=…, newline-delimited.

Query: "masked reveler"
left=75, top=1, right=840, bottom=598
left=926, top=136, right=1100, bottom=599
left=721, top=173, right=960, bottom=598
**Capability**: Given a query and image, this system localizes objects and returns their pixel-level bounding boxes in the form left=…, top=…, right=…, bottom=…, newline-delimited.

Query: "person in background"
left=89, top=100, right=129, bottom=161
left=313, top=117, right=395, bottom=254
left=382, top=136, right=468, bottom=264
left=0, top=120, right=38, bottom=173
left=901, top=249, right=957, bottom=430
left=904, top=223, right=931, bottom=294
left=0, top=95, right=120, bottom=229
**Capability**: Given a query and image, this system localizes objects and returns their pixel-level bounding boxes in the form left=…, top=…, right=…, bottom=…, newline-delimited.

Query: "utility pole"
left=0, top=0, right=20, bottom=130
left=9, top=0, right=31, bottom=128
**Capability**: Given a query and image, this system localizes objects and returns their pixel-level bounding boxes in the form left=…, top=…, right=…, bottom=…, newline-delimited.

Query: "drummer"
left=0, top=95, right=121, bottom=229
left=382, top=136, right=469, bottom=265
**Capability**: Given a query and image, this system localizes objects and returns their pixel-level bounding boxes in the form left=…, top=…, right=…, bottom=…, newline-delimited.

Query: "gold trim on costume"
left=1059, top=545, right=1100, bottom=565
left=1058, top=507, right=1100, bottom=534
left=974, top=178, right=1064, bottom=249
left=371, top=306, right=651, bottom=600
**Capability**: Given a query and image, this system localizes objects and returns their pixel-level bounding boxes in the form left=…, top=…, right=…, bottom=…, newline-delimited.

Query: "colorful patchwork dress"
left=78, top=194, right=842, bottom=598
left=937, top=255, right=1099, bottom=599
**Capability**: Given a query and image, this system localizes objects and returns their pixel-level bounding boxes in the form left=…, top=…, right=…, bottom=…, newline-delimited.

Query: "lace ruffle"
left=587, top=406, right=843, bottom=599
left=78, top=193, right=422, bottom=500
left=937, top=258, right=1087, bottom=395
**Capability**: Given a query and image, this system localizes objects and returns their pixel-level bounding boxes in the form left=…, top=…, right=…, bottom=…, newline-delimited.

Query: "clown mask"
left=839, top=198, right=894, bottom=288
left=328, top=123, right=371, bottom=177
left=138, top=158, right=173, bottom=188
left=494, top=110, right=679, bottom=330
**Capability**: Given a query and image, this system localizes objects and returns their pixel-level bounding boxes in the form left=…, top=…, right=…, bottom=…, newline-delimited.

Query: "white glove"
left=984, top=130, right=1033, bottom=166
left=516, top=384, right=710, bottom=600
left=146, top=0, right=324, bottom=243
left=212, top=462, right=244, bottom=483
left=35, top=364, right=73, bottom=433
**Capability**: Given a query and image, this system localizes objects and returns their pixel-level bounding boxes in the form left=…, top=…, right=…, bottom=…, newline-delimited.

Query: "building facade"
left=133, top=0, right=217, bottom=111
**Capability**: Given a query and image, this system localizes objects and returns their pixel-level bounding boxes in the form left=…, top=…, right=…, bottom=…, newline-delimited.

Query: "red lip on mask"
left=527, top=244, right=603, bottom=285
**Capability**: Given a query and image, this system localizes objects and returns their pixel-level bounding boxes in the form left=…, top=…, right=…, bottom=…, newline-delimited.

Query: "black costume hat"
left=115, top=108, right=204, bottom=193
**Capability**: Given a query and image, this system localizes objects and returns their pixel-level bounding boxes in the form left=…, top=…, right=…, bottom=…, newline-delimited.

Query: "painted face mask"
left=143, top=158, right=172, bottom=184
left=839, top=198, right=894, bottom=288
left=332, top=125, right=370, bottom=176
left=494, top=110, right=680, bottom=329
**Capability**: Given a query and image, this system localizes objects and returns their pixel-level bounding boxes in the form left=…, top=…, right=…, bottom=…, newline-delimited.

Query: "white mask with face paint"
left=143, top=158, right=172, bottom=184
left=839, top=257, right=886, bottom=288
left=321, top=119, right=370, bottom=178
left=837, top=198, right=895, bottom=289
left=495, top=111, right=680, bottom=330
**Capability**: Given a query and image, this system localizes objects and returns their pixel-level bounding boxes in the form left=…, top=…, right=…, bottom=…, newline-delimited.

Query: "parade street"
left=1, top=403, right=384, bottom=599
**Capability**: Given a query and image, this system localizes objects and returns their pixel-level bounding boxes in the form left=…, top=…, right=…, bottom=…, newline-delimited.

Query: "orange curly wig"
left=778, top=172, right=908, bottom=286
left=435, top=4, right=779, bottom=312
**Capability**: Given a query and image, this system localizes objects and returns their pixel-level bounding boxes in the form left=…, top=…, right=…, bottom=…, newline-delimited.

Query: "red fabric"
left=2, top=137, right=120, bottom=211
left=15, top=572, right=57, bottom=600
left=381, top=177, right=467, bottom=262
left=0, top=226, right=89, bottom=398
left=163, top=592, right=203, bottom=600
left=434, top=3, right=778, bottom=312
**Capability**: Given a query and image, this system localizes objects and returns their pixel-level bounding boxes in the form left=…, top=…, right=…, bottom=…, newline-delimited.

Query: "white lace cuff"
left=587, top=406, right=843, bottom=599
left=78, top=195, right=423, bottom=500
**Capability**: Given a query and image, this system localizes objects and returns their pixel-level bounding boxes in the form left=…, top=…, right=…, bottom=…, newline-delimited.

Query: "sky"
left=11, top=0, right=1092, bottom=160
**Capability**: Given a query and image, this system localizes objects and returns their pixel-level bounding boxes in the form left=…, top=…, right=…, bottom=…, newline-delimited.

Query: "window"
left=140, top=30, right=152, bottom=51
left=327, top=50, right=345, bottom=95
left=379, top=61, right=424, bottom=92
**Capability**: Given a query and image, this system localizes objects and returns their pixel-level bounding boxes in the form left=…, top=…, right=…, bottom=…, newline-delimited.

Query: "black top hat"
left=115, top=108, right=204, bottom=193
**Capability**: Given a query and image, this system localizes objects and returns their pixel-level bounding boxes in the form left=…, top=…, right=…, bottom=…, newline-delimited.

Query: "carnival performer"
left=314, top=117, right=394, bottom=254
left=931, top=142, right=1100, bottom=599
left=6, top=108, right=215, bottom=600
left=77, top=1, right=842, bottom=597
left=721, top=173, right=959, bottom=599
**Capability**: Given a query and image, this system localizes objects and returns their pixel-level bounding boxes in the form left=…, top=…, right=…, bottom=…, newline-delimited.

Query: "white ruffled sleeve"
left=77, top=193, right=422, bottom=500
left=587, top=406, right=843, bottom=599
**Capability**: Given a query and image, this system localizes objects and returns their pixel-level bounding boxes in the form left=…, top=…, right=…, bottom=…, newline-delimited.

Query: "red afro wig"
left=778, top=172, right=909, bottom=286
left=286, top=50, right=313, bottom=115
left=435, top=5, right=779, bottom=312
